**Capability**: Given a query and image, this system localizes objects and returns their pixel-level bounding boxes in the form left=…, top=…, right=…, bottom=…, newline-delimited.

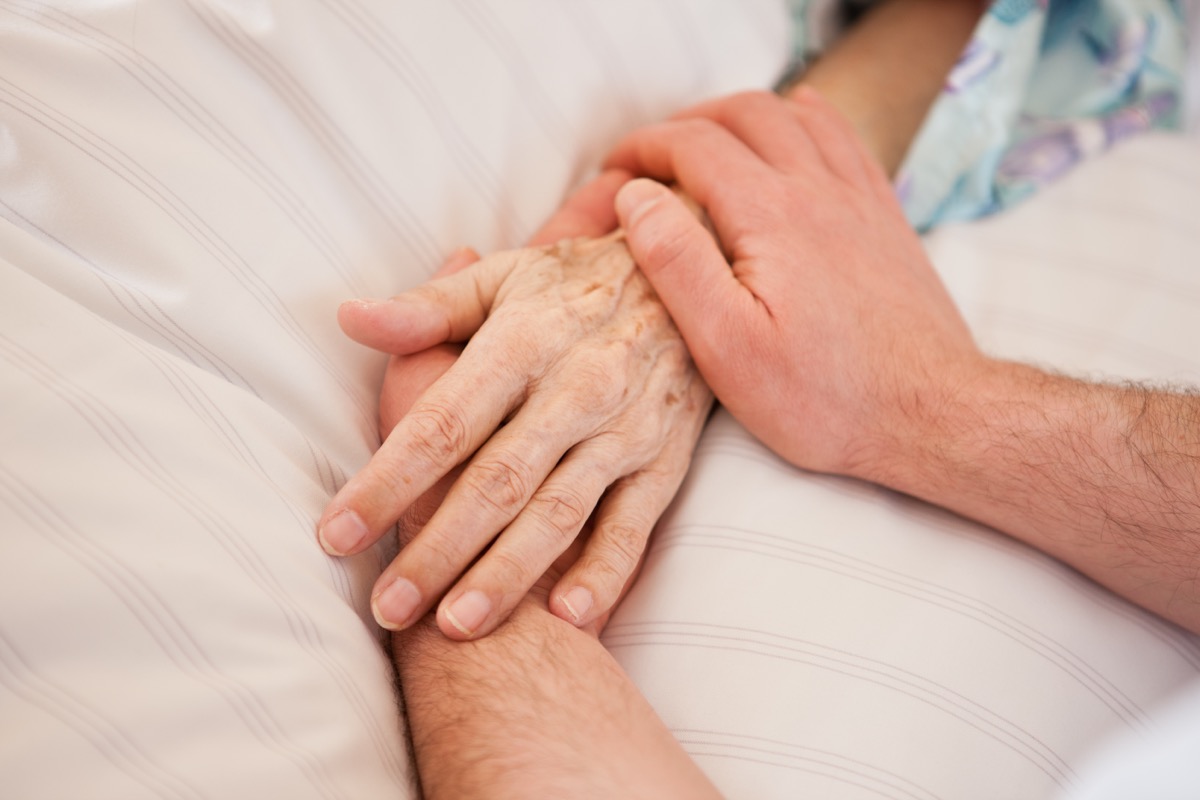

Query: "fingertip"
left=371, top=604, right=404, bottom=633
left=790, top=83, right=820, bottom=104
left=317, top=508, right=369, bottom=556
left=530, top=169, right=634, bottom=244
left=336, top=297, right=382, bottom=336
left=553, top=584, right=595, bottom=627
left=372, top=574, right=423, bottom=631
left=615, top=177, right=671, bottom=230
left=434, top=247, right=481, bottom=279
left=336, top=292, right=451, bottom=352
left=438, top=589, right=494, bottom=641
left=339, top=297, right=385, bottom=314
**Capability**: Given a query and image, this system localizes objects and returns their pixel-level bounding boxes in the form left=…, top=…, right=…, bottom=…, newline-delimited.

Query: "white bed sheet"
left=1, top=3, right=1197, bottom=799
left=0, top=2, right=787, bottom=798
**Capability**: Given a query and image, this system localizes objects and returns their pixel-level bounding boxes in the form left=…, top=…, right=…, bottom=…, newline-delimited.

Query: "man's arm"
left=874, top=362, right=1200, bottom=631
left=610, top=88, right=1200, bottom=635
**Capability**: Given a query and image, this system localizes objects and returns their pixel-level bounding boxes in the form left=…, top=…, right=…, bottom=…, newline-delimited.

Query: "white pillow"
left=0, top=3, right=789, bottom=798
left=604, top=133, right=1200, bottom=799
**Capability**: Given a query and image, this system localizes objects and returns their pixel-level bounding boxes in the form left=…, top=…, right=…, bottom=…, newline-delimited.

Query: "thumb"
left=616, top=179, right=743, bottom=360
left=338, top=248, right=512, bottom=354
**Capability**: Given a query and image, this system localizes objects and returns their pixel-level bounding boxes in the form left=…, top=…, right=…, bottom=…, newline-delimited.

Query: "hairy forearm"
left=799, top=0, right=1200, bottom=628
left=873, top=360, right=1200, bottom=632
left=393, top=602, right=722, bottom=800
left=788, top=0, right=985, bottom=175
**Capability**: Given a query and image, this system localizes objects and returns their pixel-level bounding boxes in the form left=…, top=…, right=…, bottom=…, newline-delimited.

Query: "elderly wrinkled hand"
left=317, top=174, right=712, bottom=640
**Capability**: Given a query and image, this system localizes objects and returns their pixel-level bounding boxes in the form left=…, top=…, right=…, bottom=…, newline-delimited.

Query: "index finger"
left=667, top=90, right=823, bottom=175
left=530, top=168, right=632, bottom=245
left=604, top=118, right=775, bottom=222
left=316, top=338, right=530, bottom=557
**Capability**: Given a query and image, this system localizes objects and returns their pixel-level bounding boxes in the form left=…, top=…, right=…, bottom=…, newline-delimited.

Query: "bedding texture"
left=1, top=2, right=1198, bottom=800
left=0, top=2, right=787, bottom=797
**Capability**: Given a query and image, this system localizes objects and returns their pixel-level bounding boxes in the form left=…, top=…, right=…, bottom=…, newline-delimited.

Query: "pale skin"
left=320, top=0, right=987, bottom=642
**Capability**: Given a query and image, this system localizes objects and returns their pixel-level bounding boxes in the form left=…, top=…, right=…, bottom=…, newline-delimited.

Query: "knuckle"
left=725, top=89, right=778, bottom=117
left=674, top=117, right=725, bottom=147
left=405, top=401, right=471, bottom=466
left=637, top=209, right=699, bottom=271
left=623, top=416, right=662, bottom=457
left=483, top=548, right=539, bottom=593
left=410, top=531, right=466, bottom=581
left=593, top=519, right=648, bottom=579
left=527, top=486, right=591, bottom=538
left=353, top=457, right=416, bottom=520
left=462, top=455, right=535, bottom=517
left=563, top=347, right=628, bottom=409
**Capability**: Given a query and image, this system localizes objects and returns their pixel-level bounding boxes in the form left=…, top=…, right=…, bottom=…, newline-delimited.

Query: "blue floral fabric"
left=787, top=0, right=1189, bottom=230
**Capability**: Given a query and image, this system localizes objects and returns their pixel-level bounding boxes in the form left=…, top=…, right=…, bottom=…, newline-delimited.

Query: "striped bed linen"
left=1, top=2, right=1197, bottom=799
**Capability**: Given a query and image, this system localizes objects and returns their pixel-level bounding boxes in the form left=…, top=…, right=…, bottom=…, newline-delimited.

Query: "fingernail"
left=373, top=577, right=422, bottom=630
left=560, top=586, right=593, bottom=625
left=317, top=509, right=368, bottom=556
left=616, top=179, right=666, bottom=225
left=443, top=590, right=492, bottom=637
left=341, top=298, right=386, bottom=311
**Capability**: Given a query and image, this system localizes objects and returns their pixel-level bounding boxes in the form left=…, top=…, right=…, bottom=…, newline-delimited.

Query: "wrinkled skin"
left=319, top=172, right=712, bottom=640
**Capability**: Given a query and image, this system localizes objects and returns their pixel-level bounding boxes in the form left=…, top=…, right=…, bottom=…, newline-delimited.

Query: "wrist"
left=857, top=357, right=1127, bottom=541
left=852, top=355, right=1024, bottom=497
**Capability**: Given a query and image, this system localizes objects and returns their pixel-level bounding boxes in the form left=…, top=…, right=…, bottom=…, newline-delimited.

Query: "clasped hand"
left=318, top=173, right=711, bottom=640
left=320, top=86, right=983, bottom=641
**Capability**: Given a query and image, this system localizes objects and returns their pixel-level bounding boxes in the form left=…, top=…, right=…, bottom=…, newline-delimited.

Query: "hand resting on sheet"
left=318, top=170, right=713, bottom=640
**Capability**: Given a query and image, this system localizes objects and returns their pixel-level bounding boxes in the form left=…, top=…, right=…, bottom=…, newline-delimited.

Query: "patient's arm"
left=320, top=0, right=986, bottom=642
left=793, top=0, right=988, bottom=175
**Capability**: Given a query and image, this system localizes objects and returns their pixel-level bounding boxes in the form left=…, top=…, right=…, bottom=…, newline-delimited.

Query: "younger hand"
left=607, top=88, right=984, bottom=479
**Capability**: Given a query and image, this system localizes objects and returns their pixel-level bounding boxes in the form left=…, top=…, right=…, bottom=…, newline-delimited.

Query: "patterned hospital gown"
left=788, top=0, right=1188, bottom=230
